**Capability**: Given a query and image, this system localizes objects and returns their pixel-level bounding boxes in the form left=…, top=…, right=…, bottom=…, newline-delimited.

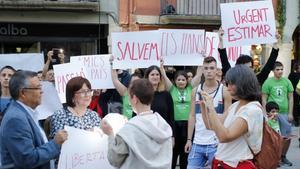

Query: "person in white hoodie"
left=102, top=79, right=173, bottom=169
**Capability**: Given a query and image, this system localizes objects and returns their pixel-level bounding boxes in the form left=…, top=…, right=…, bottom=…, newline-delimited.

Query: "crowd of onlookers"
left=0, top=29, right=299, bottom=169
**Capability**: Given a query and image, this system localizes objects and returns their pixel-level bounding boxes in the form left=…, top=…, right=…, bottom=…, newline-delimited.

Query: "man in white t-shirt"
left=184, top=57, right=231, bottom=168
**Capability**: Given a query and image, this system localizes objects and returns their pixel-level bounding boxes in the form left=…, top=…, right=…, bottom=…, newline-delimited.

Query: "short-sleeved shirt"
left=122, top=92, right=133, bottom=120
left=215, top=101, right=263, bottom=167
left=262, top=77, right=294, bottom=114
left=170, top=84, right=192, bottom=121
left=267, top=119, right=280, bottom=134
left=50, top=107, right=101, bottom=137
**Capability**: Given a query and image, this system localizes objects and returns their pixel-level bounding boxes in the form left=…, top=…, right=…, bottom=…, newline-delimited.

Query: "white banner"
left=36, top=81, right=62, bottom=120
left=70, top=55, right=115, bottom=89
left=0, top=53, right=44, bottom=72
left=205, top=32, right=251, bottom=67
left=58, top=126, right=114, bottom=169
left=220, top=0, right=276, bottom=47
left=159, top=29, right=205, bottom=66
left=111, top=31, right=160, bottom=69
left=53, top=62, right=88, bottom=103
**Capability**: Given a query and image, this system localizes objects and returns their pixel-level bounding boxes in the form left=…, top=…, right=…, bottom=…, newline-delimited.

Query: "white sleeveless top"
left=193, top=82, right=224, bottom=145
left=215, top=101, right=263, bottom=167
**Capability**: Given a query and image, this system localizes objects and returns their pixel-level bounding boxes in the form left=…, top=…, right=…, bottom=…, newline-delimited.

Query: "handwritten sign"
left=36, top=81, right=62, bottom=120
left=205, top=32, right=251, bottom=67
left=111, top=31, right=160, bottom=69
left=159, top=29, right=205, bottom=66
left=53, top=62, right=88, bottom=103
left=220, top=1, right=276, bottom=47
left=0, top=53, right=44, bottom=72
left=58, top=126, right=114, bottom=169
left=70, top=55, right=114, bottom=89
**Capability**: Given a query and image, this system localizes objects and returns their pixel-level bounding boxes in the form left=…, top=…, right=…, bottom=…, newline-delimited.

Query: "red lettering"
left=117, top=41, right=124, bottom=61
left=233, top=8, right=269, bottom=25
left=129, top=42, right=136, bottom=60
left=143, top=43, right=150, bottom=60
left=138, top=43, right=144, bottom=59
left=160, top=32, right=167, bottom=56
left=124, top=42, right=132, bottom=60
left=149, top=43, right=159, bottom=60
left=83, top=57, right=90, bottom=67
left=264, top=24, right=272, bottom=37
left=180, top=33, right=204, bottom=55
left=170, top=33, right=177, bottom=54
left=233, top=10, right=241, bottom=25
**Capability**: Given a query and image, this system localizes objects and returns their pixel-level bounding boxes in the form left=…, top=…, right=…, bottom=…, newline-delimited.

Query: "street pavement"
left=279, top=126, right=300, bottom=169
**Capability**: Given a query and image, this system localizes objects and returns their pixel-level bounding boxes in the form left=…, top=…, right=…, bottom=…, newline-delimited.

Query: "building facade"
left=0, top=0, right=110, bottom=61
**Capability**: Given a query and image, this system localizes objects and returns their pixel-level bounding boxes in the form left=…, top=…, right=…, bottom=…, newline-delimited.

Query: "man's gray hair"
left=9, top=70, right=38, bottom=100
left=225, top=65, right=261, bottom=101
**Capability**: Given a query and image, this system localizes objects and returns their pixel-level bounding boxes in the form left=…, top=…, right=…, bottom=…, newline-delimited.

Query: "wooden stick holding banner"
left=159, top=29, right=205, bottom=66
left=53, top=62, right=88, bottom=103
left=220, top=1, right=276, bottom=47
left=111, top=31, right=160, bottom=69
left=70, top=55, right=115, bottom=89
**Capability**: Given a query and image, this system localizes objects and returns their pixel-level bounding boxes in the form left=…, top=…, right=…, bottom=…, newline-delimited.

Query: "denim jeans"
left=187, top=143, right=217, bottom=169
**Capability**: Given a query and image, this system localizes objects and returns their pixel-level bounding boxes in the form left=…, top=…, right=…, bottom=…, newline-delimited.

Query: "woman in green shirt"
left=161, top=59, right=202, bottom=169
left=110, top=58, right=142, bottom=120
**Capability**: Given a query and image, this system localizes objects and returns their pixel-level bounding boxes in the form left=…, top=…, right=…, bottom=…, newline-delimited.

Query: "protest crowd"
left=0, top=1, right=300, bottom=169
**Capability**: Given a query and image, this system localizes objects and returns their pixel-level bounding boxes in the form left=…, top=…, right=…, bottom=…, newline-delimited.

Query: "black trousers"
left=172, top=121, right=188, bottom=169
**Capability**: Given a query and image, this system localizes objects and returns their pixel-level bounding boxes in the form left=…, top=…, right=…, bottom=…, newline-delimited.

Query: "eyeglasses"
left=23, top=87, right=42, bottom=90
left=75, top=89, right=94, bottom=97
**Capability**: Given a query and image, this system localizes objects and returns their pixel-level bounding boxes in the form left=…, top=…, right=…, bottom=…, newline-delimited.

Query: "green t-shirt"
left=267, top=119, right=280, bottom=134
left=122, top=92, right=133, bottom=119
left=170, top=84, right=192, bottom=121
left=262, top=77, right=294, bottom=114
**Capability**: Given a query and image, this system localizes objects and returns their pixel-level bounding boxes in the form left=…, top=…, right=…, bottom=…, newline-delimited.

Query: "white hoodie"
left=107, top=112, right=173, bottom=169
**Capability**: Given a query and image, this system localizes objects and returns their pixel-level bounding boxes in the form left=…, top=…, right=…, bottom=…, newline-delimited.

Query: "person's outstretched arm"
left=218, top=27, right=231, bottom=76
left=110, top=56, right=127, bottom=96
left=256, top=32, right=281, bottom=85
left=160, top=58, right=173, bottom=91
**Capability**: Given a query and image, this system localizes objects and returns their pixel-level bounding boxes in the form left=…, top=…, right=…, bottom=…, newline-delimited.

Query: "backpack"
left=248, top=120, right=283, bottom=169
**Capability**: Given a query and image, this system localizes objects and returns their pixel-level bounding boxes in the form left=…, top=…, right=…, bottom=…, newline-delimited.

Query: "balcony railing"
left=161, top=0, right=250, bottom=16
left=0, top=0, right=99, bottom=11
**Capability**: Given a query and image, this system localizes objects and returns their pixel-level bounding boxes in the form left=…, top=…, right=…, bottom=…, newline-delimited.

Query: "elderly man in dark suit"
left=0, top=70, right=68, bottom=169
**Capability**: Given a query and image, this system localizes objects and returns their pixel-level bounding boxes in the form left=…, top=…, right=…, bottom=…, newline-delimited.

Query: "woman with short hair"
left=50, top=77, right=101, bottom=138
left=200, top=65, right=263, bottom=169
